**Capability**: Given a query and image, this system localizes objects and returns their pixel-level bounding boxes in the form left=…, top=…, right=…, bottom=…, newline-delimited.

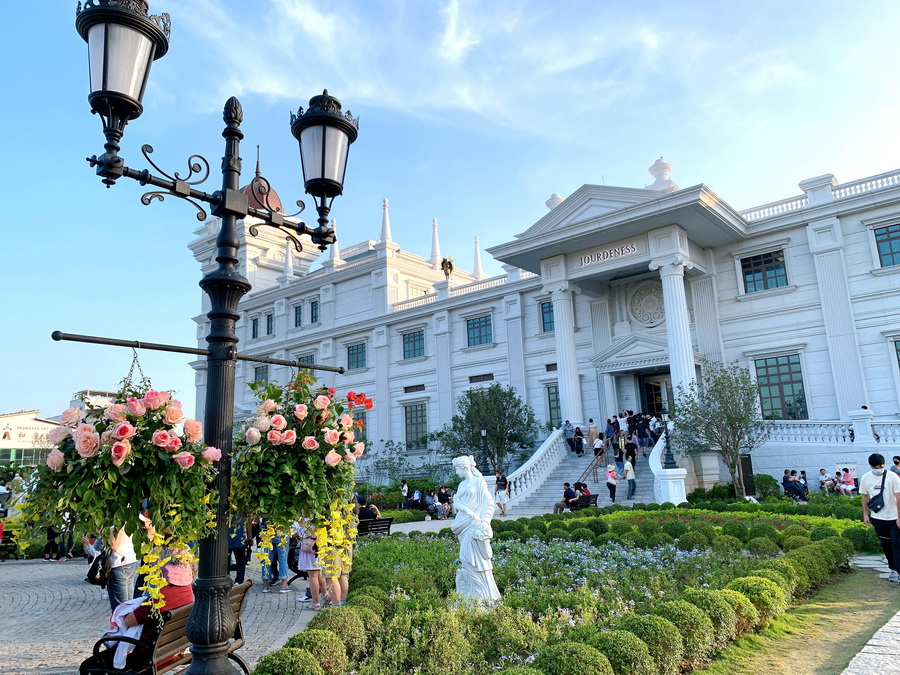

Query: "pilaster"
left=544, top=281, right=583, bottom=425
left=503, top=293, right=528, bottom=403
left=649, top=255, right=696, bottom=393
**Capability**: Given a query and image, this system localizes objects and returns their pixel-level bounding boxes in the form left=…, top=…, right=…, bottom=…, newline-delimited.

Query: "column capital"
left=542, top=281, right=580, bottom=300
left=649, top=254, right=694, bottom=276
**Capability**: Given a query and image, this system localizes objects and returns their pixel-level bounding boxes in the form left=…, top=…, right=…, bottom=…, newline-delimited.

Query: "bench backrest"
left=358, top=517, right=393, bottom=535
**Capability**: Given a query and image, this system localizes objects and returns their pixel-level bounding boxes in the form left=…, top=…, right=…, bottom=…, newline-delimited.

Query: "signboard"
left=577, top=242, right=639, bottom=269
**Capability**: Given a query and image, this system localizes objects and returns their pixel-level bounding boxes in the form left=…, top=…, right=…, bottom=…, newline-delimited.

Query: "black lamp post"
left=479, top=425, right=491, bottom=476
left=73, top=3, right=357, bottom=673
left=660, top=409, right=678, bottom=470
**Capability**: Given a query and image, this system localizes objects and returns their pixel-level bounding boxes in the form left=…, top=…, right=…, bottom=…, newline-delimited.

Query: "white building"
left=189, top=159, right=900, bottom=497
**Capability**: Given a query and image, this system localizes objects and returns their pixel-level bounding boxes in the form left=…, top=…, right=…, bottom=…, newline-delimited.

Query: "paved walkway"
left=842, top=554, right=900, bottom=675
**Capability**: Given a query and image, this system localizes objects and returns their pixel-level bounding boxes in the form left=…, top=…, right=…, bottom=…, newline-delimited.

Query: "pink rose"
left=74, top=423, right=94, bottom=439
left=282, top=429, right=298, bottom=445
left=111, top=440, right=132, bottom=467
left=75, top=430, right=101, bottom=458
left=255, top=416, right=271, bottom=432
left=126, top=397, right=147, bottom=417
left=166, top=436, right=183, bottom=453
left=112, top=422, right=137, bottom=440
left=245, top=427, right=261, bottom=445
left=60, top=407, right=81, bottom=426
left=260, top=399, right=277, bottom=414
left=163, top=402, right=184, bottom=425
left=323, top=428, right=340, bottom=445
left=184, top=419, right=203, bottom=444
left=143, top=390, right=165, bottom=410
left=266, top=430, right=284, bottom=445
left=104, top=404, right=127, bottom=423
left=101, top=429, right=113, bottom=444
left=301, top=436, right=319, bottom=451
left=158, top=391, right=171, bottom=406
left=314, top=395, right=330, bottom=411
left=339, top=413, right=353, bottom=430
left=270, top=414, right=287, bottom=431
left=343, top=452, right=356, bottom=464
left=317, top=409, right=330, bottom=422
left=201, top=446, right=222, bottom=463
left=293, top=404, right=308, bottom=421
left=152, top=429, right=171, bottom=447
left=46, top=448, right=65, bottom=472
left=172, top=451, right=195, bottom=469
left=353, top=442, right=365, bottom=457
left=324, top=450, right=342, bottom=467
left=48, top=426, right=70, bottom=445
left=343, top=430, right=355, bottom=444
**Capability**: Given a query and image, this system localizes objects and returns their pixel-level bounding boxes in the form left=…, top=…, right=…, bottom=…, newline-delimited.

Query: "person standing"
left=623, top=458, right=636, bottom=500
left=860, top=453, right=900, bottom=583
left=42, top=525, right=61, bottom=562
left=890, top=456, right=900, bottom=477
left=107, top=526, right=138, bottom=611
left=613, top=438, right=625, bottom=476
left=587, top=419, right=600, bottom=449
left=563, top=420, right=575, bottom=452
left=494, top=470, right=509, bottom=517
left=399, top=479, right=409, bottom=509
left=228, top=515, right=248, bottom=586
left=605, top=465, right=619, bottom=503
left=573, top=427, right=585, bottom=456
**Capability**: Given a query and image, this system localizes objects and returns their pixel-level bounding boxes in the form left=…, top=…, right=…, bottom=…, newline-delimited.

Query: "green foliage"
left=378, top=509, right=427, bottom=524
left=584, top=519, right=609, bottom=535
left=753, top=473, right=782, bottom=499
left=841, top=526, right=881, bottom=552
left=252, top=647, right=324, bottom=675
left=636, top=518, right=661, bottom=537
left=746, top=536, right=779, bottom=556
left=755, top=558, right=802, bottom=595
left=345, top=594, right=385, bottom=619
left=781, top=524, right=809, bottom=538
left=682, top=588, right=738, bottom=650
left=711, top=500, right=730, bottom=512
left=428, top=383, right=540, bottom=473
left=621, top=531, right=647, bottom=548
left=713, top=589, right=759, bottom=635
left=712, top=535, right=743, bottom=554
left=653, top=600, right=715, bottom=669
left=587, top=630, right=655, bottom=675
left=284, top=629, right=348, bottom=675
left=380, top=609, right=471, bottom=675
left=569, top=528, right=595, bottom=543
left=784, top=547, right=830, bottom=587
left=662, top=520, right=688, bottom=539
left=548, top=520, right=569, bottom=531
left=616, top=614, right=684, bottom=675
left=689, top=521, right=716, bottom=544
left=748, top=522, right=779, bottom=542
left=461, top=605, right=549, bottom=666
left=809, top=525, right=839, bottom=541
left=531, top=642, right=614, bottom=675
left=725, top=576, right=788, bottom=624
left=750, top=568, right=791, bottom=595
left=608, top=520, right=633, bottom=535
left=676, top=531, right=710, bottom=551
left=720, top=520, right=749, bottom=541
left=649, top=533, right=676, bottom=548
left=308, top=607, right=368, bottom=661
left=781, top=535, right=812, bottom=551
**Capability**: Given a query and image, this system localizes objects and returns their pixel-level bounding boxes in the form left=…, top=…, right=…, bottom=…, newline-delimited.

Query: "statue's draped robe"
left=451, top=475, right=501, bottom=602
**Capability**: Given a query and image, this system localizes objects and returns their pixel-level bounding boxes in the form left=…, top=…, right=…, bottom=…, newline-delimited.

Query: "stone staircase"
left=517, top=449, right=657, bottom=511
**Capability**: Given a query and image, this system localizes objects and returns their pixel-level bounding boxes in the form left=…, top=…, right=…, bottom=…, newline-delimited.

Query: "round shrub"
left=819, top=534, right=854, bottom=562
left=713, top=589, right=759, bottom=634
left=504, top=519, right=527, bottom=533
left=569, top=528, right=596, bottom=543
left=594, top=533, right=618, bottom=546
left=382, top=609, right=470, bottom=674
left=462, top=605, right=549, bottom=665
left=253, top=648, right=324, bottom=675
left=834, top=505, right=863, bottom=521
left=584, top=519, right=608, bottom=535
left=748, top=523, right=779, bottom=543
left=662, top=520, right=689, bottom=539
left=308, top=606, right=367, bottom=661
left=648, top=533, right=675, bottom=548
left=643, top=502, right=662, bottom=511
left=725, top=576, right=788, bottom=624
left=345, top=594, right=385, bottom=619
left=529, top=516, right=548, bottom=531
left=781, top=535, right=812, bottom=551
left=746, top=536, right=780, bottom=556
left=710, top=500, right=729, bottom=512
left=587, top=630, right=655, bottom=675
left=750, top=568, right=791, bottom=595
left=690, top=521, right=716, bottom=544
left=348, top=606, right=383, bottom=647
left=352, top=585, right=390, bottom=607
left=548, top=520, right=569, bottom=531
left=616, top=614, right=683, bottom=675
left=285, top=629, right=348, bottom=675
left=609, top=520, right=633, bottom=535
left=676, top=531, right=709, bottom=551
left=497, top=530, right=520, bottom=542
left=784, top=548, right=830, bottom=588
left=712, top=535, right=742, bottom=553
left=755, top=558, right=802, bottom=595
left=682, top=588, right=737, bottom=650
left=531, top=642, right=614, bottom=675
left=389, top=531, right=408, bottom=539
left=498, top=668, right=532, bottom=674
left=621, top=531, right=647, bottom=548
left=659, top=501, right=676, bottom=510
left=721, top=520, right=750, bottom=542
left=636, top=519, right=661, bottom=537
left=653, top=600, right=715, bottom=669
left=842, top=526, right=881, bottom=552
left=781, top=524, right=809, bottom=538
left=809, top=526, right=839, bottom=541
left=693, top=500, right=713, bottom=511
left=807, top=541, right=840, bottom=569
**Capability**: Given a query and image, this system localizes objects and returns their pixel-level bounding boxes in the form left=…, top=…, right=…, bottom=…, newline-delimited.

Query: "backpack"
left=300, top=536, right=316, bottom=555
left=87, top=550, right=112, bottom=587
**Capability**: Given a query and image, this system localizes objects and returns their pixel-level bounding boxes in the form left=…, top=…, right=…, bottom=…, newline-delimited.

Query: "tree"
left=670, top=360, right=769, bottom=498
left=430, top=383, right=540, bottom=473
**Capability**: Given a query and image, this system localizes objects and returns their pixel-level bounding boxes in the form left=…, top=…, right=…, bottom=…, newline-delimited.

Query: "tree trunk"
left=734, top=457, right=746, bottom=499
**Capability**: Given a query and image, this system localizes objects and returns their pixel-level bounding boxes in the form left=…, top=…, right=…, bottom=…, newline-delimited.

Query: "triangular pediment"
left=591, top=332, right=704, bottom=373
left=518, top=184, right=657, bottom=241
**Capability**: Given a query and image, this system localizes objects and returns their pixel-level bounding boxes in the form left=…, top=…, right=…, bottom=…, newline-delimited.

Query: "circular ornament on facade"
left=629, top=281, right=665, bottom=327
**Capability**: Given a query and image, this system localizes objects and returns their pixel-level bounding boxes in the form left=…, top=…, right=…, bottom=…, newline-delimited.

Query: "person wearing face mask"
left=860, top=453, right=900, bottom=583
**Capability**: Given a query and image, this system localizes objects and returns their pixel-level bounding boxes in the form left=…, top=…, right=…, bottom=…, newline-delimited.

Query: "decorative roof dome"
left=240, top=146, right=283, bottom=213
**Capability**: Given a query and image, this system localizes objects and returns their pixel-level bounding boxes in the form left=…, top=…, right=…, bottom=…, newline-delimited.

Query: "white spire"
left=380, top=198, right=392, bottom=243
left=430, top=218, right=441, bottom=270
left=545, top=193, right=565, bottom=210
left=328, top=218, right=343, bottom=267
left=473, top=235, right=484, bottom=279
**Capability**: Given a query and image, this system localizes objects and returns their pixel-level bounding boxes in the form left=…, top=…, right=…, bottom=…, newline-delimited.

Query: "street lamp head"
left=76, top=0, right=170, bottom=149
left=480, top=425, right=487, bottom=437
left=290, top=90, right=359, bottom=202
left=660, top=409, right=669, bottom=422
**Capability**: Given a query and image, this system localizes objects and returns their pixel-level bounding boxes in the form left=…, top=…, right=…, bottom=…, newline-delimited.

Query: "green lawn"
left=697, top=568, right=900, bottom=675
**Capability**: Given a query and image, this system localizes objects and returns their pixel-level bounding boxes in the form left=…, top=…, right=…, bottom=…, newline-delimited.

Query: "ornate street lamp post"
left=479, top=425, right=491, bottom=476
left=660, top=409, right=678, bottom=470
left=72, top=3, right=358, bottom=673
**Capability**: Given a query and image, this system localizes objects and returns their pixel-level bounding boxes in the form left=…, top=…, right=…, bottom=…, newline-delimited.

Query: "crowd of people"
left=784, top=457, right=900, bottom=502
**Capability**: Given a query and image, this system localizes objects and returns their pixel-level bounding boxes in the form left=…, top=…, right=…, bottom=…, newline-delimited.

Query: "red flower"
left=347, top=391, right=357, bottom=400
left=327, top=387, right=336, bottom=395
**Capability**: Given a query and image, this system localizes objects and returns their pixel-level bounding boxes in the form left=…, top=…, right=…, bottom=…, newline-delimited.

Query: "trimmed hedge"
left=725, top=576, right=788, bottom=624
left=782, top=535, right=812, bottom=551
left=616, top=614, right=683, bottom=675
left=284, top=629, right=347, bottom=675
left=532, top=642, right=614, bottom=675
left=746, top=536, right=780, bottom=556
left=712, top=535, right=742, bottom=553
left=653, top=600, right=715, bottom=669
left=308, top=607, right=368, bottom=661
left=253, top=648, right=324, bottom=675
left=750, top=568, right=791, bottom=595
left=676, top=531, right=709, bottom=551
left=588, top=630, right=655, bottom=675
left=682, top=588, right=738, bottom=650
left=713, top=589, right=759, bottom=634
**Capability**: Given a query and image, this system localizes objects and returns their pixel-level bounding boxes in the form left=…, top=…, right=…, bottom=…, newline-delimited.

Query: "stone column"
left=651, top=258, right=696, bottom=392
left=503, top=293, right=528, bottom=403
left=547, top=283, right=584, bottom=424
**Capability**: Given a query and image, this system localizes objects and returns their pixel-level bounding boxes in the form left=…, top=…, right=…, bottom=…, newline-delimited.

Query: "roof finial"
left=329, top=219, right=343, bottom=267
left=255, top=145, right=261, bottom=177
left=430, top=218, right=442, bottom=270
left=473, top=235, right=484, bottom=279
left=380, top=198, right=392, bottom=243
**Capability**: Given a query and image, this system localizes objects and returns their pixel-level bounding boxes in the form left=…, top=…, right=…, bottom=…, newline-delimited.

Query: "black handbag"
left=87, top=550, right=112, bottom=586
left=867, top=471, right=888, bottom=513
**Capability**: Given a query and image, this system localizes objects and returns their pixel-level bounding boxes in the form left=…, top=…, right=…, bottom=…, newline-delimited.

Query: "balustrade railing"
left=872, top=422, right=900, bottom=444
left=740, top=195, right=808, bottom=222
left=765, top=420, right=851, bottom=444
left=508, top=429, right=565, bottom=504
left=449, top=276, right=507, bottom=297
left=391, top=293, right=438, bottom=312
left=832, top=169, right=900, bottom=199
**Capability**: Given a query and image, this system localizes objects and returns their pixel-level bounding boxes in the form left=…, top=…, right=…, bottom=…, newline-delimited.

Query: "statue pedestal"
left=655, top=467, right=688, bottom=504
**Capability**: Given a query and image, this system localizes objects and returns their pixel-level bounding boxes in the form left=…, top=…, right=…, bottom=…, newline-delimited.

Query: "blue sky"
left=2, top=0, right=899, bottom=420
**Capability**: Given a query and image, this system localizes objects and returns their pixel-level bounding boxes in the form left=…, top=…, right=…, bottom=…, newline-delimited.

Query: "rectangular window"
left=754, top=354, right=807, bottom=420
left=404, top=403, right=428, bottom=449
left=296, top=353, right=315, bottom=365
left=547, top=385, right=561, bottom=428
left=546, top=363, right=558, bottom=372
left=265, top=313, right=273, bottom=335
left=403, top=384, right=426, bottom=393
left=253, top=365, right=269, bottom=383
left=353, top=409, right=367, bottom=441
left=875, top=224, right=900, bottom=268
left=895, top=341, right=900, bottom=370
left=469, top=373, right=494, bottom=384
left=402, top=330, right=425, bottom=359
left=310, top=300, right=320, bottom=324
left=466, top=315, right=493, bottom=347
left=741, top=251, right=788, bottom=293
left=541, top=301, right=555, bottom=332
left=294, top=305, right=303, bottom=328
left=251, top=318, right=259, bottom=339
left=347, top=343, right=367, bottom=370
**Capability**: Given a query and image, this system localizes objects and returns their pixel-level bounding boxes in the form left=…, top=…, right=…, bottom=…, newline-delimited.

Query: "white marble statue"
left=450, top=455, right=501, bottom=602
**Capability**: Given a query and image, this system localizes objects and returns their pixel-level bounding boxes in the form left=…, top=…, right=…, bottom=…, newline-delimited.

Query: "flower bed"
left=259, top=508, right=857, bottom=674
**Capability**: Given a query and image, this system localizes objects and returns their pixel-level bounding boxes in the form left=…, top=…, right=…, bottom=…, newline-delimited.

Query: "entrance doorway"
left=639, top=373, right=672, bottom=415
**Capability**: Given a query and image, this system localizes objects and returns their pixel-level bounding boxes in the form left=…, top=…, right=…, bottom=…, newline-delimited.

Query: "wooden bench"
left=357, top=517, right=393, bottom=536
left=569, top=494, right=599, bottom=511
left=80, top=580, right=253, bottom=675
